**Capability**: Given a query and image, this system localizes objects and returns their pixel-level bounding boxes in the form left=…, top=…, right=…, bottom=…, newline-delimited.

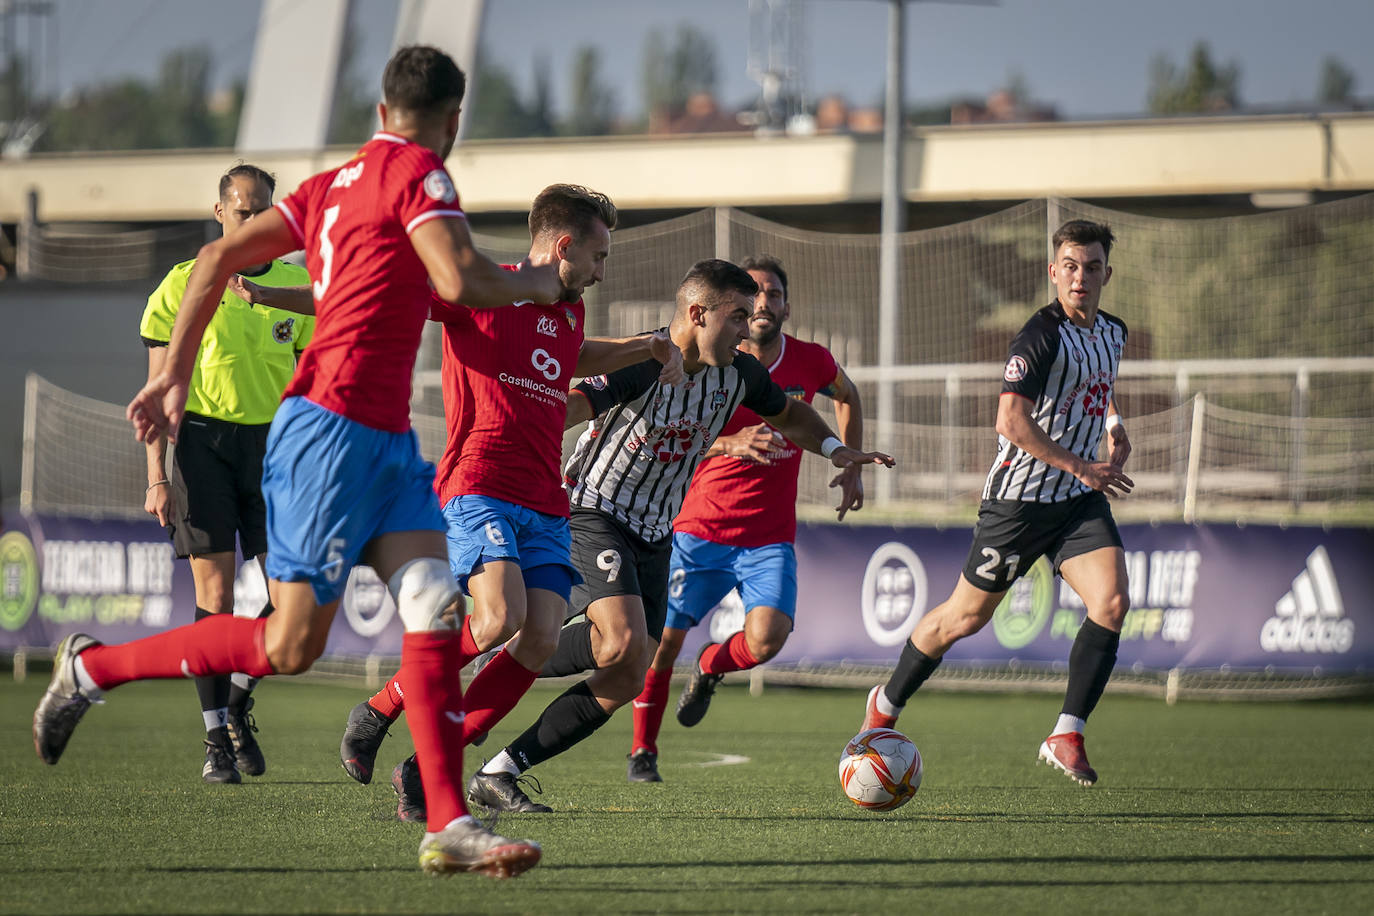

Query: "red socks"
left=79, top=615, right=273, bottom=690
left=631, top=666, right=674, bottom=754
left=699, top=631, right=759, bottom=676
left=367, top=675, right=406, bottom=721
left=460, top=649, right=538, bottom=746
left=368, top=618, right=483, bottom=722
left=399, top=631, right=468, bottom=831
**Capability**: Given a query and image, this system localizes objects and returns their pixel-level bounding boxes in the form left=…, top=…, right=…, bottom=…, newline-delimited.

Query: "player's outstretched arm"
left=763, top=398, right=895, bottom=471
left=411, top=216, right=562, bottom=308
left=228, top=276, right=314, bottom=315
left=127, top=210, right=295, bottom=444
left=1105, top=398, right=1131, bottom=469
left=705, top=423, right=785, bottom=464
left=565, top=390, right=595, bottom=428
left=826, top=366, right=867, bottom=519
left=996, top=393, right=1133, bottom=497
left=577, top=331, right=684, bottom=386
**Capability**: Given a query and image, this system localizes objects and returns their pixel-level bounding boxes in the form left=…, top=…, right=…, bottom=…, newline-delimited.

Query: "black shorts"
left=961, top=492, right=1122, bottom=593
left=567, top=509, right=673, bottom=642
left=167, top=413, right=271, bottom=560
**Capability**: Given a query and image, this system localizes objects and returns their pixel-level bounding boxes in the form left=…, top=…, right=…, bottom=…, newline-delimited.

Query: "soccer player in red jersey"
left=336, top=185, right=684, bottom=815
left=626, top=255, right=871, bottom=782
left=34, top=46, right=561, bottom=879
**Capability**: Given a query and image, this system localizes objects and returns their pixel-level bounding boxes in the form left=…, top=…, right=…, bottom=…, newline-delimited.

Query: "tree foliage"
left=464, top=53, right=555, bottom=141
left=1147, top=42, right=1241, bottom=115
left=564, top=46, right=617, bottom=136
left=35, top=45, right=239, bottom=152
left=642, top=24, right=718, bottom=123
left=1318, top=56, right=1356, bottom=105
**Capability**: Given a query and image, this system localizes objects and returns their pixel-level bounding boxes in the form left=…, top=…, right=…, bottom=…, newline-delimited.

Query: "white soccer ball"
left=839, top=727, right=922, bottom=811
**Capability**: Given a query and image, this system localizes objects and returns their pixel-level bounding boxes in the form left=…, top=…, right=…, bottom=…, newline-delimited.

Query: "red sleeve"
left=275, top=176, right=318, bottom=248
left=393, top=148, right=467, bottom=236
left=428, top=291, right=472, bottom=324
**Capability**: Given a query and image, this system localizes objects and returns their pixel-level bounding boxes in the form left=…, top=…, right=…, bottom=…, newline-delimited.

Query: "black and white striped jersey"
left=566, top=352, right=789, bottom=543
left=982, top=300, right=1128, bottom=503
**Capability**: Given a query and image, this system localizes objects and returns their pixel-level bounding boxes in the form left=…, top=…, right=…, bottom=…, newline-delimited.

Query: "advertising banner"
left=0, top=508, right=406, bottom=661
left=679, top=521, right=1374, bottom=673
left=3, top=505, right=1370, bottom=674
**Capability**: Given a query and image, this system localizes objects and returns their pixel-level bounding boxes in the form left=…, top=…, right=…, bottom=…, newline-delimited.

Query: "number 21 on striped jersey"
left=313, top=204, right=341, bottom=299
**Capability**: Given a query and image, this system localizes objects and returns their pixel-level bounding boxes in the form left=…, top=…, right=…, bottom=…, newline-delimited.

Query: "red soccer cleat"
left=1038, top=731, right=1098, bottom=786
left=862, top=685, right=898, bottom=733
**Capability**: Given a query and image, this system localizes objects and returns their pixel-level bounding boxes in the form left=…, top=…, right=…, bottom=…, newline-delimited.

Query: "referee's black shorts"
left=166, top=412, right=271, bottom=560
left=567, top=509, right=673, bottom=642
left=960, top=491, right=1122, bottom=593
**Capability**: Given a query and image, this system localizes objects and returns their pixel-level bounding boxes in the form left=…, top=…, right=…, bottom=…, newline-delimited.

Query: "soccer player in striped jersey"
left=140, top=164, right=314, bottom=785
left=466, top=259, right=894, bottom=813
left=861, top=219, right=1134, bottom=787
left=626, top=254, right=869, bottom=783
left=36, top=46, right=559, bottom=878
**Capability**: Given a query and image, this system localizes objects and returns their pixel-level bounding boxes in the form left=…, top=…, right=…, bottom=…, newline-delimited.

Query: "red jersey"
left=430, top=282, right=585, bottom=518
left=275, top=132, right=466, bottom=432
left=674, top=334, right=840, bottom=547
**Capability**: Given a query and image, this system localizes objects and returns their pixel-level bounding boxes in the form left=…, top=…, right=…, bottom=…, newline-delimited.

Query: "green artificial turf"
left=3, top=676, right=1371, bottom=914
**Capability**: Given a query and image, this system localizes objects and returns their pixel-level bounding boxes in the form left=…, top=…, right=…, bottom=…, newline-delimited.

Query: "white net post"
left=1183, top=393, right=1206, bottom=524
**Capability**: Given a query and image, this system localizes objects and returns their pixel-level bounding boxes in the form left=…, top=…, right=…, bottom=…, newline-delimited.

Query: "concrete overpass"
left=2, top=112, right=1372, bottom=225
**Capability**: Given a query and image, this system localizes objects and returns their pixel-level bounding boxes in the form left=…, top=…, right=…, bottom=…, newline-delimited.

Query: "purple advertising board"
left=3, top=505, right=1370, bottom=674
left=0, top=508, right=404, bottom=660
left=676, top=521, right=1374, bottom=674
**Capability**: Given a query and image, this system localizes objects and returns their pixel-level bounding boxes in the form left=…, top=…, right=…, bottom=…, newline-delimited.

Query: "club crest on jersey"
left=630, top=419, right=707, bottom=463
left=587, top=375, right=608, bottom=390
left=272, top=318, right=295, bottom=343
left=784, top=385, right=806, bottom=400
left=564, top=307, right=578, bottom=330
left=423, top=169, right=457, bottom=203
left=1004, top=355, right=1028, bottom=382
left=536, top=315, right=560, bottom=338
left=710, top=388, right=728, bottom=409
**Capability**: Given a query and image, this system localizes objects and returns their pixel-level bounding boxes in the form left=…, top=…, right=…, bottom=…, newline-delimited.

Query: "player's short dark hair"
left=676, top=258, right=759, bottom=310
left=219, top=163, right=275, bottom=200
left=528, top=184, right=618, bottom=241
left=739, top=254, right=788, bottom=300
left=1052, top=219, right=1116, bottom=261
left=383, top=45, right=467, bottom=117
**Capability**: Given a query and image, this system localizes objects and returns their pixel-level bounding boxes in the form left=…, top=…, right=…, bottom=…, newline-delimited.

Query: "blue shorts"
left=664, top=532, right=797, bottom=632
left=442, top=494, right=577, bottom=600
left=262, top=397, right=444, bottom=605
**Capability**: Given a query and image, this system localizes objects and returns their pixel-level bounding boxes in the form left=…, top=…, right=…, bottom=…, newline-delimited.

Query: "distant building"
left=951, top=89, right=1058, bottom=125
left=653, top=93, right=748, bottom=135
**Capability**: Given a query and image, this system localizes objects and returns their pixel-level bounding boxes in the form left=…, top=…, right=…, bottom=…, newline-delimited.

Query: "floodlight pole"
left=875, top=0, right=905, bottom=502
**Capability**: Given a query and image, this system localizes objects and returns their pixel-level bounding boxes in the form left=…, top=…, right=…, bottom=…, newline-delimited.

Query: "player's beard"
left=749, top=313, right=783, bottom=346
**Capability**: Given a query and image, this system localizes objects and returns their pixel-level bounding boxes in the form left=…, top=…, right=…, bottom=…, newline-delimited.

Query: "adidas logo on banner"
left=1260, top=546, right=1355, bottom=654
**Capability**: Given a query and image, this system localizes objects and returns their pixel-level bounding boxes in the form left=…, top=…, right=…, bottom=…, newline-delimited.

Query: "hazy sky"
left=21, top=0, right=1374, bottom=120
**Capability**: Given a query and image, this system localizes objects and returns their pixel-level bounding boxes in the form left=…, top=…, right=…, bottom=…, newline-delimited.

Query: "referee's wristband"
left=820, top=436, right=844, bottom=459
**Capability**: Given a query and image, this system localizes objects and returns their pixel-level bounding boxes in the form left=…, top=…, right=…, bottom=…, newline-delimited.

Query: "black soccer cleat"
left=392, top=754, right=428, bottom=822
left=675, top=643, right=725, bottom=728
left=340, top=700, right=393, bottom=785
left=467, top=769, right=553, bottom=814
left=33, top=633, right=102, bottom=765
left=202, top=733, right=242, bottom=784
left=626, top=748, right=663, bottom=783
left=228, top=696, right=266, bottom=777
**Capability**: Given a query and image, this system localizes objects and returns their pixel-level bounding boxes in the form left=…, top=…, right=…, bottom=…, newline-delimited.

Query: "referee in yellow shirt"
left=140, top=164, right=314, bottom=784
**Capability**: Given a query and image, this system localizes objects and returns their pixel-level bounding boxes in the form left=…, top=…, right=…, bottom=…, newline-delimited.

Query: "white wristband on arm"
left=820, top=436, right=844, bottom=459
left=1105, top=414, right=1123, bottom=433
